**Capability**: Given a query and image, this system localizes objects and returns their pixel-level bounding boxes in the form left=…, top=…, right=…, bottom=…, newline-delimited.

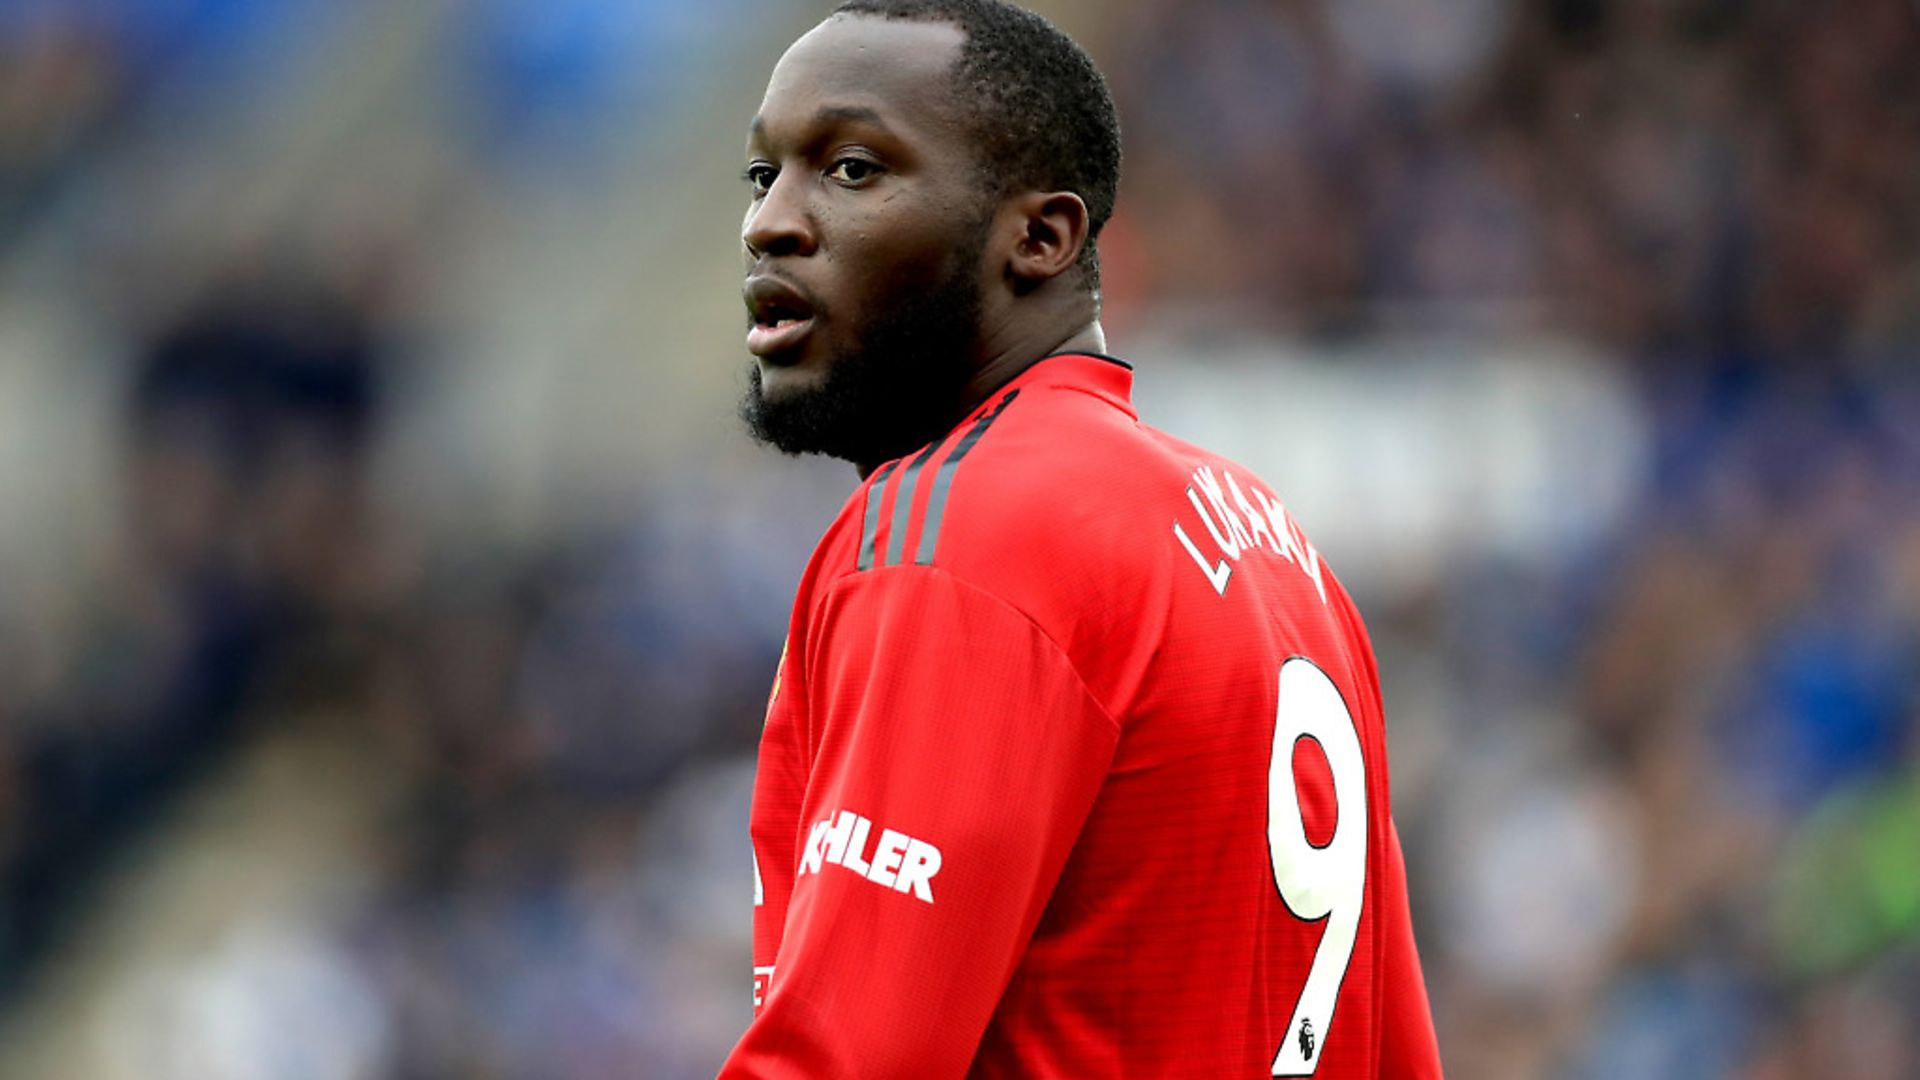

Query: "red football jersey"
left=720, top=353, right=1443, bottom=1078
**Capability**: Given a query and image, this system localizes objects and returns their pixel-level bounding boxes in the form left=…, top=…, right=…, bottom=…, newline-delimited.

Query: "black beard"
left=739, top=225, right=986, bottom=466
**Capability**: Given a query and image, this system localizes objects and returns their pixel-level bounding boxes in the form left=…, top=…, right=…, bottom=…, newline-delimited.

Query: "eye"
left=742, top=162, right=778, bottom=196
left=827, top=157, right=882, bottom=185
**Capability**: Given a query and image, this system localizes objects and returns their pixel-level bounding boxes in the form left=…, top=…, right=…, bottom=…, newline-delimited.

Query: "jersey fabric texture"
left=719, top=353, right=1444, bottom=1079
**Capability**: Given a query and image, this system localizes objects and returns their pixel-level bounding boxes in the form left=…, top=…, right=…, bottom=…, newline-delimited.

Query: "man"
left=722, top=1, right=1444, bottom=1076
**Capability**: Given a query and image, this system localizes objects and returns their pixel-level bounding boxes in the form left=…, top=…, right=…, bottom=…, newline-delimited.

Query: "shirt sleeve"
left=718, top=566, right=1122, bottom=1080
left=1378, top=819, right=1446, bottom=1078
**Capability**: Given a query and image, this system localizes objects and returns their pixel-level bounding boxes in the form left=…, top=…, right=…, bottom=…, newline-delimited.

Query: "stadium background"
left=0, top=0, right=1915, bottom=1076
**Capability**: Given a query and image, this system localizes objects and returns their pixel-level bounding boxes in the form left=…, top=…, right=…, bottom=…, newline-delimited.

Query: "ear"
left=1003, top=190, right=1090, bottom=289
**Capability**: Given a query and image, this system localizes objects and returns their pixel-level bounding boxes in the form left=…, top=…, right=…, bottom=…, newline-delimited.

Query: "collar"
left=996, top=351, right=1136, bottom=419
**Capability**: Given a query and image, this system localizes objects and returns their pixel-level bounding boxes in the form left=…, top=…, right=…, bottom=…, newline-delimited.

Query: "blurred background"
left=0, top=0, right=1914, bottom=1076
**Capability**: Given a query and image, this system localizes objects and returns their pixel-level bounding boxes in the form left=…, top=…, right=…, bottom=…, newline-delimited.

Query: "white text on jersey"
left=1172, top=465, right=1327, bottom=602
left=798, top=809, right=942, bottom=903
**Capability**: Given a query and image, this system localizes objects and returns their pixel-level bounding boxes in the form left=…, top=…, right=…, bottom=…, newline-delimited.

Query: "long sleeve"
left=720, top=566, right=1121, bottom=1079
left=1377, top=820, right=1444, bottom=1078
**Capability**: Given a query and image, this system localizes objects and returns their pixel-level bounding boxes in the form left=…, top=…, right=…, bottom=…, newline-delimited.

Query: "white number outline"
left=1268, top=657, right=1369, bottom=1076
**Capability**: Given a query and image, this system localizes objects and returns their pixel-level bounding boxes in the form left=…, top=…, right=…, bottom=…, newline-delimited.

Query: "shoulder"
left=879, top=378, right=1188, bottom=590
left=797, top=376, right=1200, bottom=712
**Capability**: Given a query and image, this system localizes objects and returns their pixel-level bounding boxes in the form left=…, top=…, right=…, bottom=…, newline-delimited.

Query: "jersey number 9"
left=1267, top=658, right=1368, bottom=1076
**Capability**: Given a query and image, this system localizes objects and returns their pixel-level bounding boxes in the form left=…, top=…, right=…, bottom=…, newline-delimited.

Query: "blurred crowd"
left=1107, top=1, right=1920, bottom=1076
left=1107, top=0, right=1920, bottom=363
left=0, top=1, right=1915, bottom=1078
left=1108, top=2, right=1920, bottom=1076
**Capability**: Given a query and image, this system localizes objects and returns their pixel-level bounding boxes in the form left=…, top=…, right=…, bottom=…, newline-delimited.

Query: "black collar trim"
left=1042, top=350, right=1133, bottom=371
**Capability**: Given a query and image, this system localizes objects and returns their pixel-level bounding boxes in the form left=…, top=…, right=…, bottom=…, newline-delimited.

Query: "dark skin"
left=742, top=14, right=1106, bottom=477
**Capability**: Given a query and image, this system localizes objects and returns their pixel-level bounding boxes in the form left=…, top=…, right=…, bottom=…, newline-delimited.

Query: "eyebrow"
left=750, top=104, right=892, bottom=139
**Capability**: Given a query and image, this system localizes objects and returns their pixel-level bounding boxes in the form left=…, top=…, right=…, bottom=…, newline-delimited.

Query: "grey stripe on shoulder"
left=914, top=388, right=1021, bottom=566
left=884, top=433, right=950, bottom=567
left=856, top=459, right=901, bottom=572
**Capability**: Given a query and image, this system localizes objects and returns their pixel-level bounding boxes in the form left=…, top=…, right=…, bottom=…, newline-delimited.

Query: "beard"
left=739, top=219, right=987, bottom=466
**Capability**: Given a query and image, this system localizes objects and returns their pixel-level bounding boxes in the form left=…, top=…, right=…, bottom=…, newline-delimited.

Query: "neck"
left=852, top=314, right=1107, bottom=480
left=961, top=316, right=1106, bottom=416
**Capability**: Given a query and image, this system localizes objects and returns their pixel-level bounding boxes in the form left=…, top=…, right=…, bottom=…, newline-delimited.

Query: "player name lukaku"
left=799, top=809, right=943, bottom=903
left=1172, top=464, right=1327, bottom=602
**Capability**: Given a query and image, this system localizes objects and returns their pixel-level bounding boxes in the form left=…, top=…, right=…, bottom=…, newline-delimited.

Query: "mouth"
left=744, top=275, right=819, bottom=360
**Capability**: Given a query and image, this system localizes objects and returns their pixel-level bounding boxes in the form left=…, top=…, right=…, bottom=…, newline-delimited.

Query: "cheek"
left=837, top=213, right=977, bottom=295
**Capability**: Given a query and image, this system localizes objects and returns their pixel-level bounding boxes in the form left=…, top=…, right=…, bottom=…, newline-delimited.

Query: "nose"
left=743, top=171, right=817, bottom=260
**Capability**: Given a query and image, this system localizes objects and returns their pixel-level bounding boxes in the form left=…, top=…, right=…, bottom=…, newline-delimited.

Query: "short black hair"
left=831, top=0, right=1121, bottom=293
